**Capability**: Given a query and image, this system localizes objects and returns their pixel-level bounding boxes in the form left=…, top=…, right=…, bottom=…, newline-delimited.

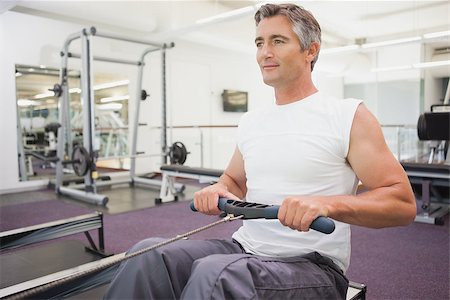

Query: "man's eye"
left=274, top=40, right=284, bottom=44
left=256, top=42, right=263, bottom=48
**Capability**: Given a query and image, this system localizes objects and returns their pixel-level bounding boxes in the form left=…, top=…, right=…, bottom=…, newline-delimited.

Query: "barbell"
left=28, top=141, right=189, bottom=177
left=67, top=141, right=189, bottom=177
left=25, top=146, right=90, bottom=177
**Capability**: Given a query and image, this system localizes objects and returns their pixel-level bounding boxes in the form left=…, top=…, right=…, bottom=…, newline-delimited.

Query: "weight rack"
left=54, top=27, right=179, bottom=205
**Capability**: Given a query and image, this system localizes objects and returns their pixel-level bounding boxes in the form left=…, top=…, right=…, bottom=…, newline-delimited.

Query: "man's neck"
left=274, top=80, right=318, bottom=105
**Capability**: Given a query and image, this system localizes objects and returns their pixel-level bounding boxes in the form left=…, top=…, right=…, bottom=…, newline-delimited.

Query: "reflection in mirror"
left=16, top=64, right=130, bottom=181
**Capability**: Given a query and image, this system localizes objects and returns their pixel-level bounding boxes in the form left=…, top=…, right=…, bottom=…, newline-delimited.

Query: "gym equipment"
left=347, top=282, right=367, bottom=300
left=84, top=141, right=189, bottom=167
left=417, top=112, right=450, bottom=141
left=0, top=212, right=107, bottom=299
left=25, top=145, right=92, bottom=177
left=190, top=198, right=336, bottom=234
left=0, top=212, right=105, bottom=253
left=158, top=164, right=224, bottom=203
left=403, top=108, right=449, bottom=225
left=402, top=162, right=449, bottom=225
left=140, top=89, right=149, bottom=100
left=30, top=140, right=188, bottom=180
left=71, top=145, right=92, bottom=177
left=53, top=27, right=108, bottom=205
left=0, top=213, right=242, bottom=299
left=53, top=26, right=180, bottom=206
left=17, top=107, right=28, bottom=181
left=169, top=141, right=189, bottom=165
left=0, top=199, right=367, bottom=300
left=48, top=83, right=63, bottom=98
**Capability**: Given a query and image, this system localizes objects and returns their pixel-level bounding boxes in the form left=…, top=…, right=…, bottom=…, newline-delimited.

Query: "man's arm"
left=332, top=104, right=416, bottom=227
left=193, top=147, right=247, bottom=215
left=278, top=104, right=416, bottom=231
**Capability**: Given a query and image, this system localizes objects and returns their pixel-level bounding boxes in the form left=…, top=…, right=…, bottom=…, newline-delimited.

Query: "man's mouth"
left=262, top=64, right=279, bottom=70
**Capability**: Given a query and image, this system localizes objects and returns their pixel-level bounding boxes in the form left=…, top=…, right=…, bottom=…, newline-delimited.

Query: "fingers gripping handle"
left=251, top=204, right=335, bottom=235
left=190, top=198, right=335, bottom=234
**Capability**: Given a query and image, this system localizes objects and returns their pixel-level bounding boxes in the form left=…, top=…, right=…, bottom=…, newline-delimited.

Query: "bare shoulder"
left=348, top=104, right=405, bottom=189
left=352, top=104, right=383, bottom=139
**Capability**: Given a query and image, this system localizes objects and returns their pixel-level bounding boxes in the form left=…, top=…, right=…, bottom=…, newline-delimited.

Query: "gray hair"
left=255, top=3, right=321, bottom=71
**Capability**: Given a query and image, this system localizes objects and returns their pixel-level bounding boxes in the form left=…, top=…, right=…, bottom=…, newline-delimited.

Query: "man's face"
left=255, top=15, right=310, bottom=88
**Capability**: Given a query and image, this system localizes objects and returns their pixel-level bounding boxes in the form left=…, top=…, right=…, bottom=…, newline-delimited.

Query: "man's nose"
left=259, top=44, right=274, bottom=58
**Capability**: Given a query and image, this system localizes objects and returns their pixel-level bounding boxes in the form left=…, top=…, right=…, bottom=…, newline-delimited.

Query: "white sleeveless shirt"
left=232, top=91, right=362, bottom=272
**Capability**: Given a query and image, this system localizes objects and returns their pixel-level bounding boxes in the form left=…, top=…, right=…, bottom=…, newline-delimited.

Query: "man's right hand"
left=193, top=183, right=241, bottom=215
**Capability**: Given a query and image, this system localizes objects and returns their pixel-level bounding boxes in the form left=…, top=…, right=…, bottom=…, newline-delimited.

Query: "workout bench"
left=158, top=165, right=223, bottom=203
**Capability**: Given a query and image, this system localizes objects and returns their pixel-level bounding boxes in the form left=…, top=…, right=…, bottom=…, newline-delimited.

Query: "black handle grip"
left=190, top=198, right=335, bottom=234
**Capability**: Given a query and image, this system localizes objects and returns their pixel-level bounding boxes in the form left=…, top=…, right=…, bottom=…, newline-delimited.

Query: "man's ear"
left=306, top=42, right=320, bottom=62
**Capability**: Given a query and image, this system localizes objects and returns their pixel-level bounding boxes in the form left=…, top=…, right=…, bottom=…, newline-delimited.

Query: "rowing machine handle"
left=190, top=198, right=335, bottom=234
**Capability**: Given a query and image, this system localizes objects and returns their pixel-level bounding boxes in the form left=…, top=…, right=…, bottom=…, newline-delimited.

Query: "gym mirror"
left=15, top=64, right=130, bottom=181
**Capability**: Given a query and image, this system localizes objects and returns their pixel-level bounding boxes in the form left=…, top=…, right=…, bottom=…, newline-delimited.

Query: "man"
left=105, top=3, right=416, bottom=299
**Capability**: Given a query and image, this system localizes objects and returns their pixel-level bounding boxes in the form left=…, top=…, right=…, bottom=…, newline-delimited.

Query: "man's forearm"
left=217, top=172, right=246, bottom=200
left=325, top=182, right=416, bottom=228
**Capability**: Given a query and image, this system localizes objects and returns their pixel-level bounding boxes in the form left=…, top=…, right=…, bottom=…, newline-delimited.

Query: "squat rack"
left=54, top=27, right=181, bottom=206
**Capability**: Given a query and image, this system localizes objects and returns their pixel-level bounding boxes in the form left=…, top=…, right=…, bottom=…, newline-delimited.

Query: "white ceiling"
left=4, top=0, right=450, bottom=54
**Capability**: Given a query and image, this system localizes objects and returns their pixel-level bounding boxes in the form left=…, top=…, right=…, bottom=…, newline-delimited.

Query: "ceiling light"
left=100, top=95, right=130, bottom=103
left=97, top=103, right=123, bottom=111
left=362, top=36, right=422, bottom=49
left=34, top=92, right=54, bottom=99
left=17, top=99, right=39, bottom=107
left=423, top=30, right=450, bottom=39
left=413, top=60, right=450, bottom=69
left=321, top=45, right=360, bottom=55
left=93, top=80, right=129, bottom=91
left=371, top=65, right=412, bottom=73
left=321, top=35, right=428, bottom=56
left=371, top=60, right=450, bottom=72
left=35, top=87, right=80, bottom=99
left=196, top=6, right=255, bottom=24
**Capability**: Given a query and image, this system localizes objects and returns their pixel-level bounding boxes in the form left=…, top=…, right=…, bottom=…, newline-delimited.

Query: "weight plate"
left=169, top=142, right=188, bottom=165
left=141, top=89, right=148, bottom=100
left=52, top=83, right=63, bottom=97
left=72, top=145, right=90, bottom=176
left=417, top=114, right=427, bottom=140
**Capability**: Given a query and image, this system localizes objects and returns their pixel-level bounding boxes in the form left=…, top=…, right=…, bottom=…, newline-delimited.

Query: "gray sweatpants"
left=103, top=238, right=348, bottom=300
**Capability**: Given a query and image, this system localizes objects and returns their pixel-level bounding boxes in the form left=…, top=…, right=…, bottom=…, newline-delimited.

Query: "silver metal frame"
left=406, top=168, right=450, bottom=225
left=54, top=27, right=181, bottom=206
left=159, top=168, right=220, bottom=203
left=67, top=52, right=142, bottom=66
left=16, top=106, right=28, bottom=181
left=81, top=28, right=97, bottom=192
left=128, top=43, right=181, bottom=191
left=130, top=47, right=161, bottom=177
left=161, top=46, right=168, bottom=165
